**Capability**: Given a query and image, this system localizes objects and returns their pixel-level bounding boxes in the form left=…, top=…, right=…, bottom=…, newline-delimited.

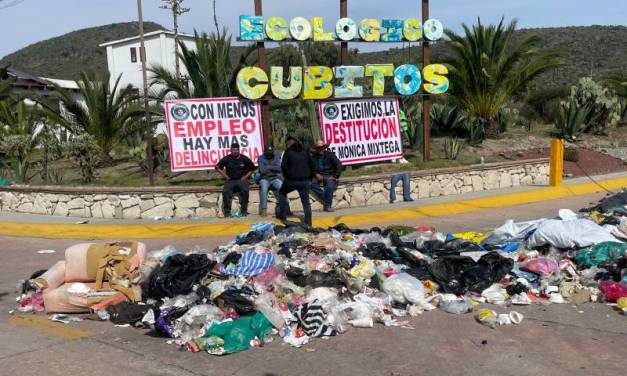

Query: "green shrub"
left=66, top=134, right=99, bottom=183
left=129, top=134, right=170, bottom=174
left=564, top=147, right=579, bottom=162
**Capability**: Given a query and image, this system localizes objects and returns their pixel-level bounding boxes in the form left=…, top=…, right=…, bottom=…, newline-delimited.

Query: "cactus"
left=444, top=137, right=462, bottom=160
left=569, top=77, right=621, bottom=134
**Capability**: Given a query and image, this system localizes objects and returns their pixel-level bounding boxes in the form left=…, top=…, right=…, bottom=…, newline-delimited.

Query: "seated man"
left=310, top=140, right=342, bottom=212
left=257, top=145, right=282, bottom=217
left=215, top=142, right=256, bottom=217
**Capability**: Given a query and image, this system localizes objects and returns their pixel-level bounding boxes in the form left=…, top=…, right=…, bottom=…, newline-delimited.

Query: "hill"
left=1, top=23, right=625, bottom=86
left=358, top=25, right=627, bottom=87
left=0, top=22, right=165, bottom=79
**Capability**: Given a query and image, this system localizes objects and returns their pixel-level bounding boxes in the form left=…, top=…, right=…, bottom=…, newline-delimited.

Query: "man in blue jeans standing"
left=310, top=140, right=343, bottom=212
left=257, top=145, right=282, bottom=217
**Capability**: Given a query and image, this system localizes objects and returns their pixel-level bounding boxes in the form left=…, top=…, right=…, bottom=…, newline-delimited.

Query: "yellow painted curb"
left=9, top=314, right=92, bottom=340
left=0, top=177, right=625, bottom=239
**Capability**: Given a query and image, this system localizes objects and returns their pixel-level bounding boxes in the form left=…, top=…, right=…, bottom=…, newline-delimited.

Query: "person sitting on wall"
left=257, top=145, right=282, bottom=217
left=310, top=140, right=343, bottom=212
left=215, top=142, right=256, bottom=217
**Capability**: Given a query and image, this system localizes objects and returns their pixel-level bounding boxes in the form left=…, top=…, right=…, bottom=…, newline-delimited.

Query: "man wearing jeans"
left=257, top=145, right=282, bottom=217
left=215, top=142, right=256, bottom=217
left=277, top=136, right=318, bottom=226
left=310, top=140, right=342, bottom=212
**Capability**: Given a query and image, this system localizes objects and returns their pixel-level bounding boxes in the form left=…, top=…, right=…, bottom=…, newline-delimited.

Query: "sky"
left=0, top=0, right=626, bottom=58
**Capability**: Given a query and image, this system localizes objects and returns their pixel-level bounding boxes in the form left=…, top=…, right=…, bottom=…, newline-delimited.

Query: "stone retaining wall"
left=0, top=159, right=549, bottom=219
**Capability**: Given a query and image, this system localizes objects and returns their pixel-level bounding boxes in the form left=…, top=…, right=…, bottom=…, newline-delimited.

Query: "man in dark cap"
left=310, top=139, right=342, bottom=212
left=277, top=136, right=318, bottom=226
left=257, top=144, right=282, bottom=217
left=216, top=142, right=256, bottom=217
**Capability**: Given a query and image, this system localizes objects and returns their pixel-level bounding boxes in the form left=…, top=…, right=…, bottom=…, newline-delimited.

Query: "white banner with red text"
left=318, top=97, right=403, bottom=165
left=165, top=97, right=264, bottom=172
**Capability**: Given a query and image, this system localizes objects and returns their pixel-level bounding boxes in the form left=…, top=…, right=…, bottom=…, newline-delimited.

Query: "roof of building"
left=99, top=30, right=195, bottom=47
left=42, top=77, right=80, bottom=90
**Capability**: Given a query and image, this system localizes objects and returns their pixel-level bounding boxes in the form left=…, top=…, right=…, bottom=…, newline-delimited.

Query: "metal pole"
left=137, top=0, right=155, bottom=185
left=421, top=0, right=431, bottom=162
left=340, top=0, right=349, bottom=65
left=254, top=0, right=272, bottom=145
left=173, top=4, right=181, bottom=78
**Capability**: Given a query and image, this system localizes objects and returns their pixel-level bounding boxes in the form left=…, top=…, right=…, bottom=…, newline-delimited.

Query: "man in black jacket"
left=310, top=140, right=343, bottom=212
left=277, top=136, right=318, bottom=226
left=215, top=142, right=256, bottom=217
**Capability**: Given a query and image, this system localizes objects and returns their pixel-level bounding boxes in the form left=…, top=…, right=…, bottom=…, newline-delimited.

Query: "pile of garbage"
left=14, top=190, right=627, bottom=355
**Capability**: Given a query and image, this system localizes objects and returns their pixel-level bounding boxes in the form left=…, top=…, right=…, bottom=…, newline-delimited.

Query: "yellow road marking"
left=0, top=176, right=625, bottom=239
left=9, top=314, right=92, bottom=340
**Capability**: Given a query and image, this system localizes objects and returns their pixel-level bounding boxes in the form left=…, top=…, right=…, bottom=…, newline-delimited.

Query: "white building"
left=99, top=30, right=196, bottom=92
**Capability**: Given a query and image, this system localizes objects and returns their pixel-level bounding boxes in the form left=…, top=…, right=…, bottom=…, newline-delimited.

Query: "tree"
left=44, top=72, right=142, bottom=163
left=150, top=31, right=256, bottom=100
left=445, top=18, right=565, bottom=139
left=159, top=0, right=190, bottom=78
left=0, top=65, right=16, bottom=101
left=0, top=100, right=42, bottom=183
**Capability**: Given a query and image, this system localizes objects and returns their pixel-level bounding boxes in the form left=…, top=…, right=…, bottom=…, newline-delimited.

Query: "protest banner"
left=318, top=97, right=403, bottom=165
left=165, top=97, right=264, bottom=172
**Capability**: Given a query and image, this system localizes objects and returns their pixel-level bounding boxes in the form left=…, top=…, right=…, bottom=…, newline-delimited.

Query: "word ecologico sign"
left=165, top=98, right=264, bottom=172
left=319, top=97, right=402, bottom=165
left=236, top=15, right=449, bottom=101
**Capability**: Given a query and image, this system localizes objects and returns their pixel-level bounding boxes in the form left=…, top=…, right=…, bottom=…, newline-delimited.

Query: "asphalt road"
left=1, top=191, right=625, bottom=376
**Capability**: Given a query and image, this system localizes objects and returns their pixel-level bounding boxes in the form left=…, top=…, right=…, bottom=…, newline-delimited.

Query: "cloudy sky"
left=1, top=0, right=625, bottom=58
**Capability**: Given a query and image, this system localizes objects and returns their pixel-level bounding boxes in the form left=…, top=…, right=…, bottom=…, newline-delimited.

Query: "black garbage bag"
left=506, top=282, right=529, bottom=296
left=286, top=268, right=343, bottom=288
left=432, top=252, right=514, bottom=294
left=107, top=302, right=155, bottom=326
left=597, top=257, right=627, bottom=282
left=215, top=288, right=256, bottom=315
left=396, top=247, right=426, bottom=267
left=329, top=223, right=373, bottom=235
left=362, top=242, right=395, bottom=260
left=428, top=255, right=476, bottom=294
left=593, top=190, right=627, bottom=213
left=402, top=264, right=432, bottom=280
left=147, top=254, right=215, bottom=299
left=274, top=220, right=315, bottom=235
left=236, top=230, right=266, bottom=245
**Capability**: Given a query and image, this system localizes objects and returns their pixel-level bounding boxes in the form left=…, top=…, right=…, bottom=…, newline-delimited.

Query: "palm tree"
left=0, top=100, right=42, bottom=182
left=445, top=18, right=565, bottom=139
left=44, top=72, right=142, bottom=163
left=150, top=31, right=256, bottom=100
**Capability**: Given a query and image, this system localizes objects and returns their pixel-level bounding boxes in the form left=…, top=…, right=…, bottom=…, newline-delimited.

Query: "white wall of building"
left=101, top=31, right=195, bottom=93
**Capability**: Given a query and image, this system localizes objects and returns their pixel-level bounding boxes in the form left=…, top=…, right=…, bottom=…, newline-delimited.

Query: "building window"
left=130, top=47, right=137, bottom=63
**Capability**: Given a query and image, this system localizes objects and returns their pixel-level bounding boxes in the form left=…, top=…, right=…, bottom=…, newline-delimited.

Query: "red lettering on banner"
left=174, top=122, right=186, bottom=137
left=188, top=121, right=202, bottom=137
left=242, top=118, right=256, bottom=134
left=203, top=120, right=217, bottom=135
left=229, top=118, right=242, bottom=134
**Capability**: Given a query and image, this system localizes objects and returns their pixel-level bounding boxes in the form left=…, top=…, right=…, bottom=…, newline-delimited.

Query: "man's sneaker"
left=323, top=206, right=335, bottom=212
left=259, top=210, right=268, bottom=217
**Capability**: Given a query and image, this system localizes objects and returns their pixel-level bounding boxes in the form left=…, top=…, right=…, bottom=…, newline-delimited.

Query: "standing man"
left=216, top=142, right=256, bottom=217
left=257, top=145, right=282, bottom=217
left=278, top=136, right=317, bottom=226
left=310, top=140, right=342, bottom=212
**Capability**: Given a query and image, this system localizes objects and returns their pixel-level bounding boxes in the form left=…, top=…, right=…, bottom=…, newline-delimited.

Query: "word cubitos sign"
left=165, top=98, right=264, bottom=172
left=319, top=97, right=403, bottom=165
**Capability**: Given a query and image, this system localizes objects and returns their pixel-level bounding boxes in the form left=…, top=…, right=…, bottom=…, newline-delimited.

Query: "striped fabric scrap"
left=294, top=300, right=337, bottom=337
left=222, top=251, right=274, bottom=276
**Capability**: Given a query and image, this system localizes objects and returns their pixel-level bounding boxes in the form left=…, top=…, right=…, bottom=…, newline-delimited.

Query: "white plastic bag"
left=382, top=273, right=434, bottom=310
left=527, top=218, right=617, bottom=249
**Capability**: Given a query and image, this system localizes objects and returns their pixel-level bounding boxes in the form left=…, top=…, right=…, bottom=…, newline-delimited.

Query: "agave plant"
left=555, top=98, right=590, bottom=142
left=445, top=18, right=565, bottom=140
left=430, top=104, right=466, bottom=137
left=443, top=137, right=462, bottom=160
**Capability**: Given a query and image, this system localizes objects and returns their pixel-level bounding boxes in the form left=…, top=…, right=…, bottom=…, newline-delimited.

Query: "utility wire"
left=0, top=0, right=26, bottom=10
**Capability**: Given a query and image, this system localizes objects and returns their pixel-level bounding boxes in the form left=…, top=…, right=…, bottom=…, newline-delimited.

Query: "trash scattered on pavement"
left=37, top=250, right=56, bottom=254
left=12, top=190, right=627, bottom=355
